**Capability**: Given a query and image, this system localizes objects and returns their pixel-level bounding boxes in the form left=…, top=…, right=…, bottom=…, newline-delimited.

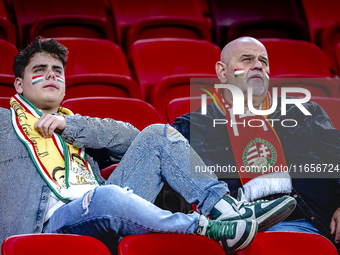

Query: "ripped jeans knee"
left=82, top=189, right=94, bottom=215
left=166, top=125, right=187, bottom=143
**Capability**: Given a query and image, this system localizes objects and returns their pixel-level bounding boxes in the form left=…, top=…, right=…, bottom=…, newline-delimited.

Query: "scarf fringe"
left=243, top=172, right=292, bottom=201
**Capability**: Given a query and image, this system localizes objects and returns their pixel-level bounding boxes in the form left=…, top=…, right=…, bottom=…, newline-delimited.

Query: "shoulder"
left=271, top=96, right=323, bottom=119
left=0, top=107, right=12, bottom=131
left=0, top=107, right=10, bottom=115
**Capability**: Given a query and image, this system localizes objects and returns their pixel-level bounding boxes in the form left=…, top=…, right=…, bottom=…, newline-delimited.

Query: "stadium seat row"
left=2, top=96, right=340, bottom=131
left=1, top=0, right=340, bottom=71
left=2, top=38, right=340, bottom=106
left=1, top=232, right=337, bottom=255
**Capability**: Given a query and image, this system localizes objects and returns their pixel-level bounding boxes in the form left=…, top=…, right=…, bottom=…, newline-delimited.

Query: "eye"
left=35, top=68, right=44, bottom=73
left=54, top=69, right=62, bottom=74
left=242, top=58, right=251, bottom=62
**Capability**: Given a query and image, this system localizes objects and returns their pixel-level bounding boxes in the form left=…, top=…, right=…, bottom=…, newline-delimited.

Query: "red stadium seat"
left=1, top=234, right=111, bottom=255
left=260, top=39, right=332, bottom=77
left=318, top=23, right=340, bottom=74
left=127, top=17, right=212, bottom=51
left=131, top=38, right=221, bottom=100
left=335, top=42, right=340, bottom=73
left=209, top=0, right=309, bottom=47
left=310, top=96, right=340, bottom=130
left=168, top=96, right=340, bottom=131
left=236, top=232, right=337, bottom=255
left=12, top=0, right=114, bottom=46
left=268, top=77, right=340, bottom=98
left=167, top=96, right=214, bottom=124
left=55, top=38, right=142, bottom=100
left=100, top=163, right=119, bottom=180
left=301, top=0, right=340, bottom=43
left=64, top=74, right=142, bottom=101
left=0, top=96, right=10, bottom=109
left=29, top=15, right=115, bottom=43
left=0, top=74, right=16, bottom=97
left=110, top=0, right=211, bottom=48
left=151, top=73, right=218, bottom=121
left=117, top=234, right=226, bottom=255
left=0, top=0, right=17, bottom=45
left=301, top=0, right=340, bottom=72
left=0, top=39, right=18, bottom=75
left=61, top=97, right=163, bottom=130
left=56, top=38, right=130, bottom=76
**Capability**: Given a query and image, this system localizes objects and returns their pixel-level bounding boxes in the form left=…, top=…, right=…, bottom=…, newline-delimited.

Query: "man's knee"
left=140, top=124, right=165, bottom=136
left=166, top=126, right=187, bottom=143
left=166, top=126, right=176, bottom=135
left=83, top=186, right=129, bottom=210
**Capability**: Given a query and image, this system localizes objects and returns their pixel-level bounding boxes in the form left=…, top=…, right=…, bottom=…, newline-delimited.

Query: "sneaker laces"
left=238, top=199, right=269, bottom=206
left=236, top=188, right=269, bottom=206
left=206, top=220, right=234, bottom=241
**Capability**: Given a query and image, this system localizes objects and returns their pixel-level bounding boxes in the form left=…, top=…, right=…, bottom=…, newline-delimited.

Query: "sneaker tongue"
left=237, top=188, right=247, bottom=202
left=237, top=188, right=246, bottom=201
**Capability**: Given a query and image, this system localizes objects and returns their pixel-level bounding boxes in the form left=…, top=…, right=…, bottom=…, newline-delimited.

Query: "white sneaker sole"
left=257, top=196, right=296, bottom=232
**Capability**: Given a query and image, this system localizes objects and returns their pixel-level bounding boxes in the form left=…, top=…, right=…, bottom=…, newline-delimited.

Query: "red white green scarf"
left=10, top=94, right=101, bottom=201
left=209, top=88, right=292, bottom=201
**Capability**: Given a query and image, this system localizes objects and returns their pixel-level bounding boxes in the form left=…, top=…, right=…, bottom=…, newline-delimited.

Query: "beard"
left=252, top=85, right=265, bottom=96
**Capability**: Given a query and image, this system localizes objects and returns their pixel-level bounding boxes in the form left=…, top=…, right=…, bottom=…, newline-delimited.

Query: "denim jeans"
left=266, top=218, right=320, bottom=234
left=106, top=124, right=229, bottom=215
left=44, top=124, right=229, bottom=253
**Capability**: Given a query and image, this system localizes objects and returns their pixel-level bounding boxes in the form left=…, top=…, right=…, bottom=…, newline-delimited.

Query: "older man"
left=173, top=37, right=340, bottom=251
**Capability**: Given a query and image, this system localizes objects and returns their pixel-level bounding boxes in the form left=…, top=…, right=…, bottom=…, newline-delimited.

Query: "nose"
left=46, top=69, right=56, bottom=80
left=251, top=59, right=263, bottom=71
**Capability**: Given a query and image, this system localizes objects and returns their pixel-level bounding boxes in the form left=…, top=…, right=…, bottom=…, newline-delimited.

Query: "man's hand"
left=330, top=207, right=340, bottom=243
left=35, top=114, right=66, bottom=139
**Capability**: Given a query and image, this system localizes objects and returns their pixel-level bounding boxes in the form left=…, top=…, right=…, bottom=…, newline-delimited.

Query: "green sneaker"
left=196, top=215, right=258, bottom=253
left=210, top=188, right=296, bottom=232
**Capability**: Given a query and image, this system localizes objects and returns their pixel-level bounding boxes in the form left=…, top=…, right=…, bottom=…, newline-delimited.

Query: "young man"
left=172, top=36, right=340, bottom=251
left=0, top=37, right=295, bottom=254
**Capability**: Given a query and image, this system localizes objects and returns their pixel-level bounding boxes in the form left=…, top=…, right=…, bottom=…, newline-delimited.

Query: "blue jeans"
left=266, top=218, right=320, bottom=234
left=44, top=124, right=229, bottom=253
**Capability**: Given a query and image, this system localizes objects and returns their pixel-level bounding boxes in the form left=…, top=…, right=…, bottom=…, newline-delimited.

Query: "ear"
left=14, top=77, right=24, bottom=94
left=215, top=61, right=227, bottom=83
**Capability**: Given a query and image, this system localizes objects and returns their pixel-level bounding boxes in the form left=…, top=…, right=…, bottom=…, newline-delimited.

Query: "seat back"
left=64, top=75, right=142, bottom=100
left=118, top=233, right=226, bottom=255
left=301, top=0, right=340, bottom=72
left=260, top=39, right=332, bottom=77
left=0, top=39, right=18, bottom=75
left=268, top=77, right=340, bottom=97
left=0, top=96, right=10, bottom=109
left=301, top=0, right=340, bottom=43
left=56, top=38, right=130, bottom=76
left=209, top=0, right=309, bottom=47
left=152, top=73, right=218, bottom=121
left=0, top=0, right=17, bottom=45
left=336, top=42, right=340, bottom=73
left=61, top=97, right=163, bottom=130
left=310, top=96, right=340, bottom=130
left=1, top=234, right=111, bottom=255
left=168, top=95, right=340, bottom=130
left=0, top=74, right=16, bottom=97
left=167, top=96, right=214, bottom=124
left=236, top=232, right=337, bottom=255
left=131, top=38, right=220, bottom=100
left=12, top=0, right=113, bottom=46
left=110, top=0, right=209, bottom=47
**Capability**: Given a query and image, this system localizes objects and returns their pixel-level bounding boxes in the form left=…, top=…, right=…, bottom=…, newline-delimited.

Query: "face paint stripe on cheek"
left=32, top=75, right=44, bottom=85
left=56, top=75, right=65, bottom=84
left=234, top=68, right=245, bottom=78
left=266, top=72, right=270, bottom=81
